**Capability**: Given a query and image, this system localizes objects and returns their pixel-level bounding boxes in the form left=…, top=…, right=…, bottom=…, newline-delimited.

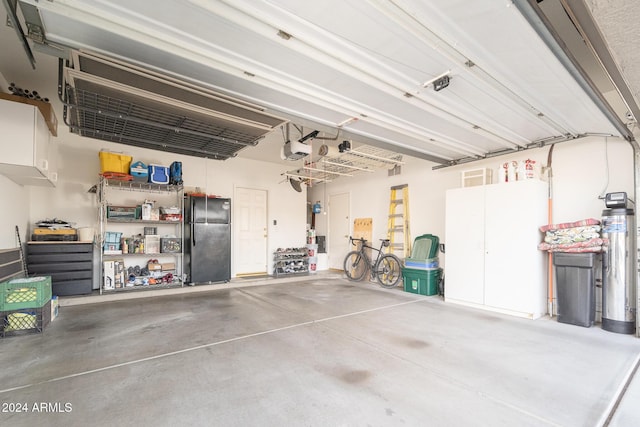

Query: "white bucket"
left=308, top=256, right=318, bottom=274
left=307, top=243, right=318, bottom=257
left=78, top=227, right=95, bottom=242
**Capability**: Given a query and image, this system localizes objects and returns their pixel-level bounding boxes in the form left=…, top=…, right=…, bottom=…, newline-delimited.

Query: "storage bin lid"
left=553, top=252, right=596, bottom=268
left=411, top=234, right=439, bottom=259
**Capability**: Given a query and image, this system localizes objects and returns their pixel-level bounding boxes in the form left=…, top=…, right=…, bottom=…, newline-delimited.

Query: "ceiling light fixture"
left=433, top=75, right=450, bottom=92
left=422, top=70, right=451, bottom=88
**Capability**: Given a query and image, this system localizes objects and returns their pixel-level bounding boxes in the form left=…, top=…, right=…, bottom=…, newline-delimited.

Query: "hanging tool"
left=15, top=225, right=28, bottom=276
left=387, top=184, right=411, bottom=258
left=546, top=144, right=555, bottom=317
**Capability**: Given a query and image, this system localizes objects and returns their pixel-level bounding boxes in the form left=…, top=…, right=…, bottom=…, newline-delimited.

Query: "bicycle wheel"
left=343, top=251, right=368, bottom=281
left=375, top=254, right=402, bottom=288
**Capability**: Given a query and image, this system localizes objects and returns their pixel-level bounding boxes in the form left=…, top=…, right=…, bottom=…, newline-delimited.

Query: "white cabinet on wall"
left=444, top=180, right=548, bottom=319
left=0, top=98, right=56, bottom=186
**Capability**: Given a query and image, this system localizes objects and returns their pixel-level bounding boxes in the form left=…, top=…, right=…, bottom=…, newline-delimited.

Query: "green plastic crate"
left=402, top=267, right=441, bottom=296
left=0, top=276, right=52, bottom=311
left=1, top=300, right=52, bottom=337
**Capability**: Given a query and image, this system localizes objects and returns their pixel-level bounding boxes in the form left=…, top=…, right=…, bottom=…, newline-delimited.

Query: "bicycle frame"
left=351, top=238, right=386, bottom=278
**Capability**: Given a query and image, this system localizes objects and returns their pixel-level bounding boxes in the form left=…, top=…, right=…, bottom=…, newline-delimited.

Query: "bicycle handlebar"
left=349, top=236, right=391, bottom=247
left=349, top=236, right=365, bottom=246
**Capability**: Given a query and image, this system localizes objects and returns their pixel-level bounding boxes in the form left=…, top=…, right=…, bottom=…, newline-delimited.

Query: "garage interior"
left=2, top=0, right=640, bottom=425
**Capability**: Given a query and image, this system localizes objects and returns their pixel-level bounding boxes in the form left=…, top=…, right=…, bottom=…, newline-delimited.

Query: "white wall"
left=1, top=127, right=307, bottom=281
left=309, top=136, right=635, bottom=265
left=0, top=174, right=30, bottom=248
left=2, top=120, right=635, bottom=283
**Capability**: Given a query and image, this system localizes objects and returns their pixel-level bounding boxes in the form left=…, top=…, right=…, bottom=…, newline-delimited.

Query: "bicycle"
left=343, top=236, right=403, bottom=288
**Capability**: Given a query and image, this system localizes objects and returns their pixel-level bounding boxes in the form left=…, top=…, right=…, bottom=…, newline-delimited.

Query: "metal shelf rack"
left=98, top=176, right=184, bottom=293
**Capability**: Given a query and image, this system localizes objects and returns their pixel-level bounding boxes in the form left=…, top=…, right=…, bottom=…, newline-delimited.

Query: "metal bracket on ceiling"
left=24, top=21, right=43, bottom=42
left=2, top=0, right=36, bottom=69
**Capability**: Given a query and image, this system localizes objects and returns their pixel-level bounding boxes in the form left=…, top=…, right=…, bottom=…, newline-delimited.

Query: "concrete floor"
left=1, top=275, right=640, bottom=426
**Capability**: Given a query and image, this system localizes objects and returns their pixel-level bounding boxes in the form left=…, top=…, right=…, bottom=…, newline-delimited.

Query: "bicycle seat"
left=380, top=239, right=390, bottom=247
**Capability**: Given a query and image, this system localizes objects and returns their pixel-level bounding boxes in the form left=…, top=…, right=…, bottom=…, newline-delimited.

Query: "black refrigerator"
left=184, top=196, right=231, bottom=284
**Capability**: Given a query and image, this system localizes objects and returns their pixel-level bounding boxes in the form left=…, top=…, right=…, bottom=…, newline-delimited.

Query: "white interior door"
left=328, top=192, right=350, bottom=270
left=234, top=187, right=268, bottom=275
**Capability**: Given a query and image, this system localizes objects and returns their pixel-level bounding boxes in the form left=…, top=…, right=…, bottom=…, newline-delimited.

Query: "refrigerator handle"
left=192, top=222, right=196, bottom=247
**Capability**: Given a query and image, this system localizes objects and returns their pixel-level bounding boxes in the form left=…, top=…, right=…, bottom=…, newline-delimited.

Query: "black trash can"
left=553, top=253, right=596, bottom=327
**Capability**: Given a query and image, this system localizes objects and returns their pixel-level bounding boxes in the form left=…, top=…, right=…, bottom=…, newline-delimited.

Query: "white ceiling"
left=2, top=0, right=638, bottom=167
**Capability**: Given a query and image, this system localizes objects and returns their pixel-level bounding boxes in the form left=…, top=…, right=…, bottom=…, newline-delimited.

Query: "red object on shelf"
left=160, top=214, right=183, bottom=222
left=101, top=172, right=133, bottom=181
left=186, top=192, right=221, bottom=198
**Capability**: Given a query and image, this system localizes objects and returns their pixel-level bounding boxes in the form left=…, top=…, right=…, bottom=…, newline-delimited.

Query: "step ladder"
left=387, top=184, right=411, bottom=258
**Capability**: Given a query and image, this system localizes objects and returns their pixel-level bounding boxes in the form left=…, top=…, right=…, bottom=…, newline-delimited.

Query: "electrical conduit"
left=546, top=144, right=555, bottom=317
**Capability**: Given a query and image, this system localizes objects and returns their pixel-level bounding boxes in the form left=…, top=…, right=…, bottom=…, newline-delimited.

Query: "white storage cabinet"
left=444, top=180, right=548, bottom=319
left=0, top=98, right=56, bottom=186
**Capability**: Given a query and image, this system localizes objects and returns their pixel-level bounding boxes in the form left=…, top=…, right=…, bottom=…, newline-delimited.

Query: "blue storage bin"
left=148, top=165, right=169, bottom=184
left=405, top=257, right=439, bottom=269
left=103, top=231, right=122, bottom=252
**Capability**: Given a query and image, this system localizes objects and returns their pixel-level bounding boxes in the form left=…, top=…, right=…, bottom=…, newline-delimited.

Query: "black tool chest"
left=27, top=242, right=94, bottom=296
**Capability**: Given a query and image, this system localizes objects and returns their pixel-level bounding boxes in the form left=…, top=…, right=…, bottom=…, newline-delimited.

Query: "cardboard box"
left=161, top=263, right=176, bottom=271
left=148, top=262, right=162, bottom=271
left=103, top=260, right=125, bottom=290
left=33, top=228, right=77, bottom=235
left=0, top=92, right=58, bottom=136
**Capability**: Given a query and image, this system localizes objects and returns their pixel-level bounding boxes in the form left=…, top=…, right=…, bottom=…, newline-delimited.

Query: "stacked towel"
left=538, top=218, right=607, bottom=253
